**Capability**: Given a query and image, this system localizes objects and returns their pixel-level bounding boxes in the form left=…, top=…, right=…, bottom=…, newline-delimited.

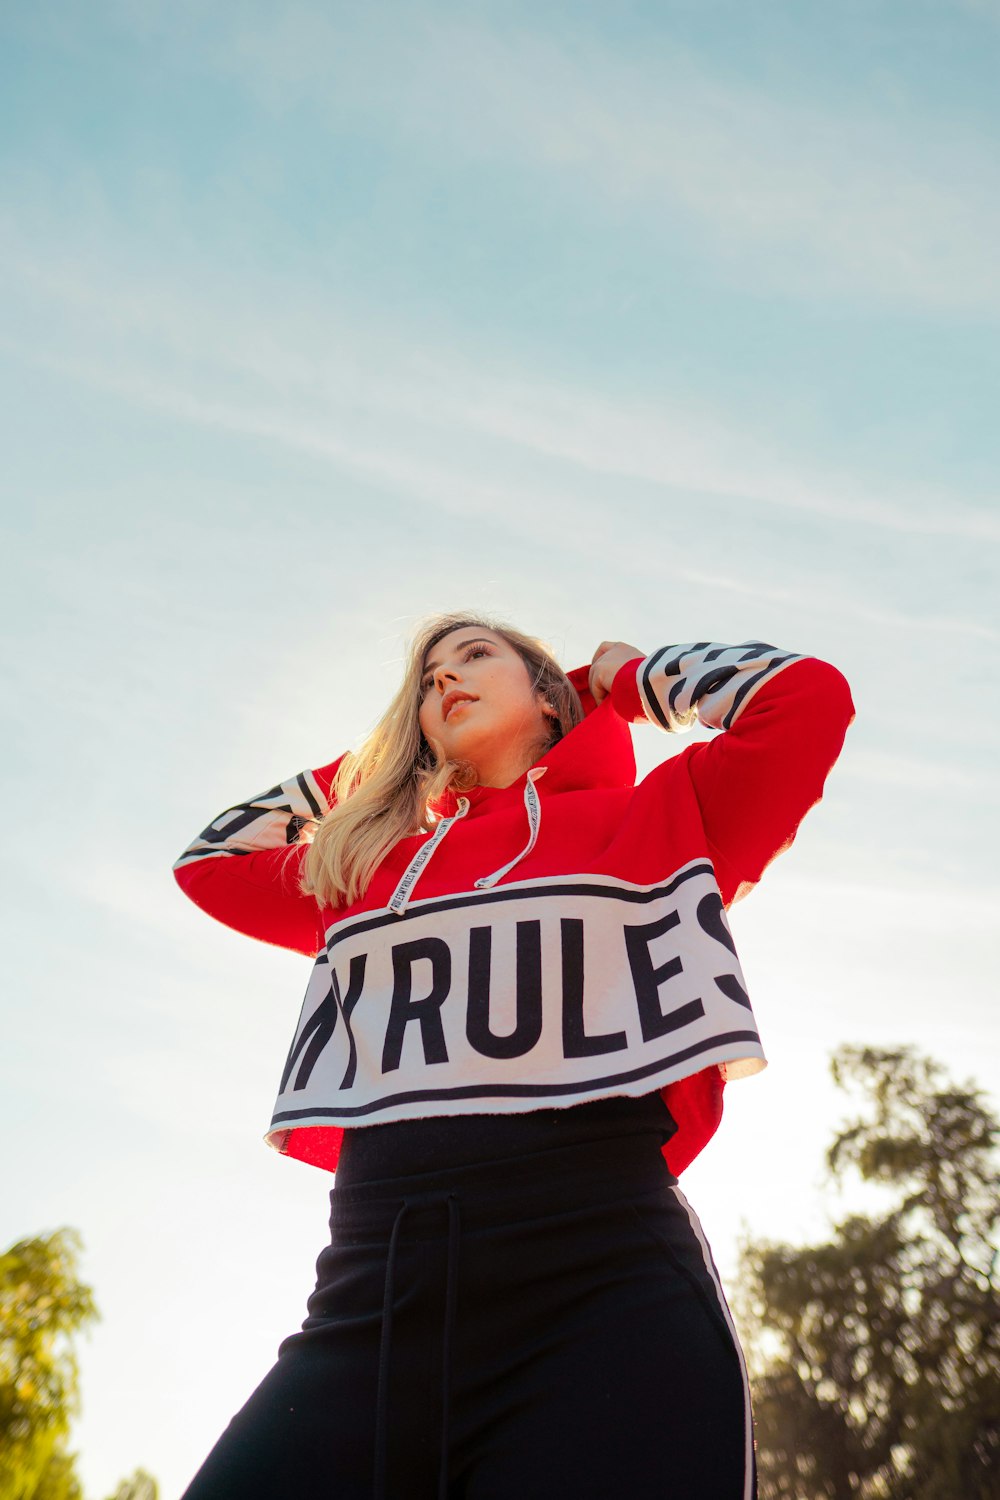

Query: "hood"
left=543, top=662, right=636, bottom=792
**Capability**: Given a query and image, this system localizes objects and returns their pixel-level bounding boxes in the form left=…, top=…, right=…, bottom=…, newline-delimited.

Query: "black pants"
left=180, top=1137, right=755, bottom=1499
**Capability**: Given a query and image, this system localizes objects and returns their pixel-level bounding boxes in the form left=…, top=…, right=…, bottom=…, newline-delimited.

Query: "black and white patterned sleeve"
left=636, top=641, right=805, bottom=734
left=172, top=769, right=330, bottom=874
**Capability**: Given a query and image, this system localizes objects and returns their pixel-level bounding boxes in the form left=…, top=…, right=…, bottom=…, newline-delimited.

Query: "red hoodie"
left=174, top=641, right=853, bottom=1177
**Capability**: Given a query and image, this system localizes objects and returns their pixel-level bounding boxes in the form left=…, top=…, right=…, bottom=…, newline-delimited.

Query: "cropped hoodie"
left=174, top=641, right=854, bottom=1177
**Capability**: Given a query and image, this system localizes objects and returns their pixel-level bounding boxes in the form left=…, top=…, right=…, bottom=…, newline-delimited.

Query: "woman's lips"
left=442, top=693, right=477, bottom=720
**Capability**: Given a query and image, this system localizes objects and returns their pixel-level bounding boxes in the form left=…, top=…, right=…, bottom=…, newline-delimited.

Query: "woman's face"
left=418, top=627, right=553, bottom=785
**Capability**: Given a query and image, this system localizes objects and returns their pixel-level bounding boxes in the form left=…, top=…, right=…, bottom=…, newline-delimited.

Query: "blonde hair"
left=301, top=611, right=583, bottom=909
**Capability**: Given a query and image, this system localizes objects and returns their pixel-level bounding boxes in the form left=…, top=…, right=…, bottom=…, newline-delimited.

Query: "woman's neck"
left=472, top=737, right=548, bottom=789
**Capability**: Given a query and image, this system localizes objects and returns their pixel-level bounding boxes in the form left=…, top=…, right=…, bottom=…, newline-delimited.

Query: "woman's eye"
left=420, top=644, right=491, bottom=696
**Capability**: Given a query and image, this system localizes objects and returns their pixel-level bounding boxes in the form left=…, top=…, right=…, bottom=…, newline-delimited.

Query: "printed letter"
left=279, top=953, right=368, bottom=1092
left=624, top=910, right=705, bottom=1041
left=561, top=918, right=628, bottom=1057
left=696, top=893, right=751, bottom=1007
left=382, top=937, right=452, bottom=1073
left=466, top=922, right=544, bottom=1060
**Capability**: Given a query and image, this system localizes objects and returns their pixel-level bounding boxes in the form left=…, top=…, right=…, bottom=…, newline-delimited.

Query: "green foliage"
left=0, top=1229, right=96, bottom=1500
left=24, top=1448, right=83, bottom=1500
left=0, top=1230, right=159, bottom=1500
left=103, top=1471, right=158, bottom=1500
left=736, top=1047, right=1000, bottom=1500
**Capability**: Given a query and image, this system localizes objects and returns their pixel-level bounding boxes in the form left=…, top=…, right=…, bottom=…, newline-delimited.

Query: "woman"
left=174, top=612, right=853, bottom=1500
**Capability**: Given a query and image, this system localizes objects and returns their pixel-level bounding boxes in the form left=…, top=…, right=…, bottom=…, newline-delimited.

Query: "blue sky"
left=2, top=2, right=998, bottom=1495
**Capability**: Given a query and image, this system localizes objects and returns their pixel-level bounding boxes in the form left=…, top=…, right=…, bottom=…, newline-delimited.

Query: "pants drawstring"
left=438, top=1194, right=461, bottom=1500
left=372, top=1193, right=462, bottom=1500
left=374, top=1198, right=410, bottom=1500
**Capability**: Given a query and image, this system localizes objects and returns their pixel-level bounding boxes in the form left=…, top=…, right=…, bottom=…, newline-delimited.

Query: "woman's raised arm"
left=172, top=756, right=346, bottom=955
left=608, top=641, right=854, bottom=905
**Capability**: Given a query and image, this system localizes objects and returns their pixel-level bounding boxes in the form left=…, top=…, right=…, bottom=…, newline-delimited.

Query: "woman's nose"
left=435, top=665, right=460, bottom=692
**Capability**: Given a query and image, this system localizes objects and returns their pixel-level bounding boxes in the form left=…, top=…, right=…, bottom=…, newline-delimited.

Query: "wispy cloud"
left=11, top=338, right=997, bottom=653
left=6, top=238, right=1000, bottom=570
left=15, top=4, right=999, bottom=315
left=183, top=8, right=1000, bottom=316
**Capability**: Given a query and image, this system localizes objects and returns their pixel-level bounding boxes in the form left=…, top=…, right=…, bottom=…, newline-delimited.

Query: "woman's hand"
left=589, top=640, right=643, bottom=704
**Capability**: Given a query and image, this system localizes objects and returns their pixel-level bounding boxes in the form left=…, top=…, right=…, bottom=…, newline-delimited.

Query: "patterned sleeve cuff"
left=173, top=768, right=331, bottom=871
left=636, top=642, right=804, bottom=733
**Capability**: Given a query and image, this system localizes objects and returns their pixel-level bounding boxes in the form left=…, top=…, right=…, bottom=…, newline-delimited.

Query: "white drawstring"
left=474, top=767, right=547, bottom=892
left=387, top=767, right=548, bottom=916
left=388, top=798, right=470, bottom=916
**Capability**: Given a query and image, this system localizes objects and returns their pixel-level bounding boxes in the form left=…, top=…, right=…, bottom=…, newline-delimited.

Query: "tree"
left=736, top=1046, right=1000, bottom=1499
left=103, top=1473, right=158, bottom=1500
left=0, top=1230, right=159, bottom=1500
left=0, top=1228, right=96, bottom=1500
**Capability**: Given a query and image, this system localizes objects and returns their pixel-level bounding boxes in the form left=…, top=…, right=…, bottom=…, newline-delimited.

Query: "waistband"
left=329, top=1133, right=676, bottom=1241
left=332, top=1092, right=678, bottom=1188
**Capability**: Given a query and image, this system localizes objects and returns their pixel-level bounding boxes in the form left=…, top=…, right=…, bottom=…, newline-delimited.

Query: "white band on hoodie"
left=268, top=860, right=766, bottom=1142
